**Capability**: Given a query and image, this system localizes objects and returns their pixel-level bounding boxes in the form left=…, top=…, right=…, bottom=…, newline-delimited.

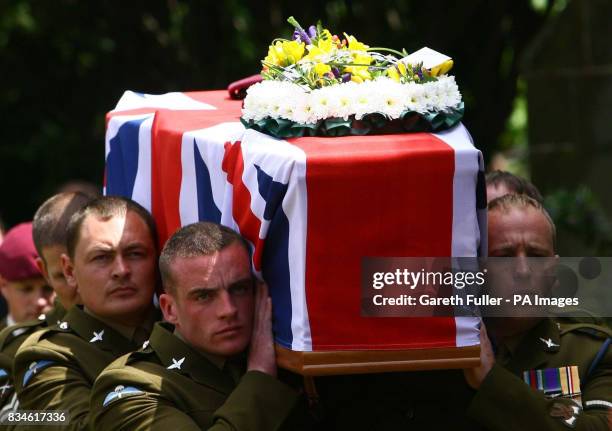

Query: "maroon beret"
left=0, top=222, right=41, bottom=282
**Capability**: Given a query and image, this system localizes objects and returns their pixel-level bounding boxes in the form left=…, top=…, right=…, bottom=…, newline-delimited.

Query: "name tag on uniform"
left=523, top=365, right=581, bottom=402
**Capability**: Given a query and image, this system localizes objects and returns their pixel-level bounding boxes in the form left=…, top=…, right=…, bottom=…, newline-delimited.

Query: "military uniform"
left=0, top=301, right=66, bottom=411
left=90, top=322, right=304, bottom=431
left=468, top=318, right=612, bottom=430
left=13, top=305, right=153, bottom=430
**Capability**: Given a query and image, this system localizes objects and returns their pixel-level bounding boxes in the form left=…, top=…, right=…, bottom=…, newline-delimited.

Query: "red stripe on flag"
left=530, top=370, right=539, bottom=390
left=289, top=133, right=457, bottom=350
left=221, top=141, right=265, bottom=271
left=151, top=109, right=238, bottom=248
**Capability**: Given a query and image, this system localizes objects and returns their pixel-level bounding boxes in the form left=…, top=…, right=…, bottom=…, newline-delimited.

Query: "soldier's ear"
left=159, top=293, right=178, bottom=325
left=61, top=253, right=77, bottom=288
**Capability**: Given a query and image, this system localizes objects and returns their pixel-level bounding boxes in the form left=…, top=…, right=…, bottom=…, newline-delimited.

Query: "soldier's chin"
left=99, top=296, right=152, bottom=320
left=211, top=338, right=250, bottom=357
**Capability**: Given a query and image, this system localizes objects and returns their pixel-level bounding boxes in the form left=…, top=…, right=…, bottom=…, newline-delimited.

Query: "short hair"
left=485, top=170, right=543, bottom=203
left=32, top=192, right=94, bottom=258
left=159, top=222, right=250, bottom=295
left=488, top=193, right=556, bottom=250
left=66, top=196, right=158, bottom=258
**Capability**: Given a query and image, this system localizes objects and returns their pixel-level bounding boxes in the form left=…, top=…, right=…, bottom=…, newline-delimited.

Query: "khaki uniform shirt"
left=90, top=322, right=302, bottom=431
left=0, top=302, right=66, bottom=411
left=469, top=318, right=612, bottom=430
left=13, top=305, right=153, bottom=430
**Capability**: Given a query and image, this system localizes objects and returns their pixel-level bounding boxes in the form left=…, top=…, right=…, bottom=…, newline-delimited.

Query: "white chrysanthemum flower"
left=293, top=97, right=316, bottom=125
left=242, top=74, right=463, bottom=123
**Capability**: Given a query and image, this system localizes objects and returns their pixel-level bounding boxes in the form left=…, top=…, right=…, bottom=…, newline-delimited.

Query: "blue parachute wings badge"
left=103, top=385, right=144, bottom=407
left=23, top=360, right=55, bottom=387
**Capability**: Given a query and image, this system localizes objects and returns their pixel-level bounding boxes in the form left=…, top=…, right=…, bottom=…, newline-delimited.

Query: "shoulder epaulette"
left=560, top=323, right=612, bottom=339
left=125, top=343, right=157, bottom=366
left=34, top=321, right=75, bottom=342
left=0, top=320, right=46, bottom=350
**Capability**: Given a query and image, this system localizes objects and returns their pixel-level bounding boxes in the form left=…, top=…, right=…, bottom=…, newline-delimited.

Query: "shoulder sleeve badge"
left=22, top=360, right=56, bottom=387
left=550, top=401, right=582, bottom=428
left=102, top=385, right=144, bottom=407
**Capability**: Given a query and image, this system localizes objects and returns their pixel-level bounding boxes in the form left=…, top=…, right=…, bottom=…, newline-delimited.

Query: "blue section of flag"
left=255, top=165, right=292, bottom=348
left=193, top=140, right=222, bottom=223
left=106, top=118, right=146, bottom=198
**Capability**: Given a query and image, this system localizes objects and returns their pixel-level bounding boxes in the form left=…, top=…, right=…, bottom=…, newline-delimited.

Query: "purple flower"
left=341, top=73, right=351, bottom=82
left=332, top=67, right=340, bottom=78
left=292, top=29, right=311, bottom=44
left=308, top=25, right=317, bottom=38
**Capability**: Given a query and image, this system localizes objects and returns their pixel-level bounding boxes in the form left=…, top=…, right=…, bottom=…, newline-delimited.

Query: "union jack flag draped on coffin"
left=104, top=90, right=486, bottom=352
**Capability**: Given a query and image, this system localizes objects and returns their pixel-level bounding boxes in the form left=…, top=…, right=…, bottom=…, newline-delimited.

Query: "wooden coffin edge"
left=276, top=343, right=481, bottom=376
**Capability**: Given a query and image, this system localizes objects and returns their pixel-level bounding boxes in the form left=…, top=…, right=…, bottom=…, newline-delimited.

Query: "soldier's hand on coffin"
left=247, top=281, right=277, bottom=377
left=464, top=321, right=495, bottom=389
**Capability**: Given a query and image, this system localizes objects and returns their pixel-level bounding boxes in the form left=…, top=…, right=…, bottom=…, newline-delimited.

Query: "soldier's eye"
left=196, top=291, right=213, bottom=301
left=92, top=254, right=111, bottom=262
left=229, top=281, right=253, bottom=296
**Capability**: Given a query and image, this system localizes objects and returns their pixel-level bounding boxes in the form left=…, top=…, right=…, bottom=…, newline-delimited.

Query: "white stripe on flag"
left=113, top=91, right=217, bottom=112
left=434, top=123, right=482, bottom=348
left=104, top=113, right=154, bottom=205
left=179, top=122, right=245, bottom=227
left=241, top=129, right=311, bottom=351
left=132, top=116, right=153, bottom=212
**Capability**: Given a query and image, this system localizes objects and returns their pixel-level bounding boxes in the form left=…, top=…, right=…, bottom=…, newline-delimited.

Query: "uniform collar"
left=173, top=328, right=226, bottom=370
left=62, top=306, right=137, bottom=355
left=499, top=318, right=561, bottom=373
left=150, top=322, right=237, bottom=394
left=44, top=300, right=66, bottom=327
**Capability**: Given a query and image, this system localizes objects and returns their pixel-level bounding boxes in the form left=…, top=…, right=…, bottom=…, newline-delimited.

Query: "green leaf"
left=241, top=103, right=463, bottom=138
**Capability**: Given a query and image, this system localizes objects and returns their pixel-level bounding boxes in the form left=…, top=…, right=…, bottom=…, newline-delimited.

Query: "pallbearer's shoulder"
left=557, top=318, right=612, bottom=340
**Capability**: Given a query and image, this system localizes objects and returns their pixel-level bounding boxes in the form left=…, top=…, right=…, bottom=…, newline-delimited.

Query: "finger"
left=264, top=297, right=272, bottom=324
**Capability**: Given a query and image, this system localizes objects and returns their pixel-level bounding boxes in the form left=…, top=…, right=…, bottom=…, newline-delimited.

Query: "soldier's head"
left=159, top=222, right=255, bottom=358
left=486, top=194, right=558, bottom=337
left=0, top=223, right=54, bottom=323
left=33, top=192, right=94, bottom=309
left=485, top=170, right=543, bottom=204
left=62, top=196, right=158, bottom=327
left=488, top=193, right=556, bottom=257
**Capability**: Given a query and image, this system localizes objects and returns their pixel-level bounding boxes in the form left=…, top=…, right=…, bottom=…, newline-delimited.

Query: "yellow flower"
left=345, top=52, right=372, bottom=82
left=344, top=34, right=369, bottom=52
left=386, top=67, right=400, bottom=82
left=304, top=37, right=336, bottom=62
left=264, top=40, right=305, bottom=67
left=386, top=62, right=408, bottom=82
left=429, top=59, right=454, bottom=76
left=314, top=62, right=331, bottom=77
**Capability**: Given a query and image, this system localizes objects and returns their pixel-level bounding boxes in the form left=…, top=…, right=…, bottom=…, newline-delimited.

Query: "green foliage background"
left=0, top=0, right=559, bottom=226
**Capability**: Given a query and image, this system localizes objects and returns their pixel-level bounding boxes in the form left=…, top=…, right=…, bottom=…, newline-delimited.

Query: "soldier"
left=485, top=170, right=543, bottom=203
left=0, top=192, right=92, bottom=413
left=13, top=196, right=159, bottom=430
left=0, top=223, right=53, bottom=331
left=464, top=194, right=611, bottom=429
left=90, top=222, right=306, bottom=430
